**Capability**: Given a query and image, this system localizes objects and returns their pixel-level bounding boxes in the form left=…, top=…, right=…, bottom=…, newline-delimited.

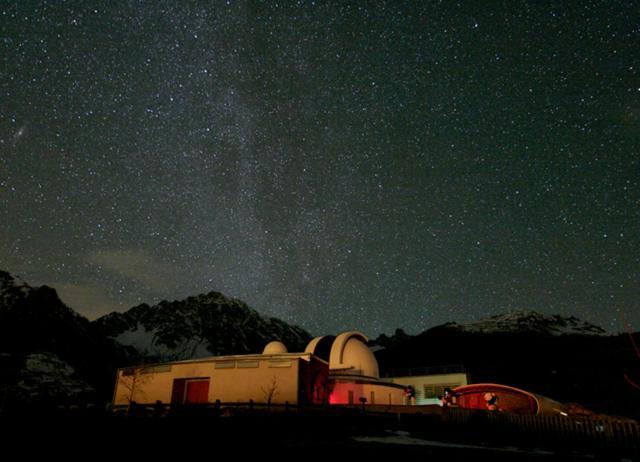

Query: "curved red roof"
left=452, top=383, right=540, bottom=414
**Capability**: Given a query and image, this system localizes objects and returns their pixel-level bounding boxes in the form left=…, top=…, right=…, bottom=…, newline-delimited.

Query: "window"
left=141, top=364, right=171, bottom=374
left=122, top=364, right=172, bottom=376
left=424, top=383, right=461, bottom=399
left=268, top=360, right=292, bottom=368
left=237, top=361, right=259, bottom=368
left=215, top=361, right=235, bottom=369
left=348, top=390, right=354, bottom=405
left=370, top=391, right=375, bottom=404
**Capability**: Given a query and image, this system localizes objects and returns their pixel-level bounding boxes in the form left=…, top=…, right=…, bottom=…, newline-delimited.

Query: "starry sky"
left=1, top=1, right=638, bottom=336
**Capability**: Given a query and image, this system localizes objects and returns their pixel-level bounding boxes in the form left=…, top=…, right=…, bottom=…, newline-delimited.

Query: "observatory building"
left=112, top=331, right=406, bottom=409
left=305, top=331, right=406, bottom=405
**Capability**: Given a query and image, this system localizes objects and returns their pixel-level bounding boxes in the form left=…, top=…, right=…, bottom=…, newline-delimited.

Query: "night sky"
left=1, top=1, right=638, bottom=336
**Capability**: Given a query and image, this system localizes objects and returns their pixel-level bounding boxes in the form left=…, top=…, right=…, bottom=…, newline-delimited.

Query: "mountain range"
left=93, top=292, right=311, bottom=361
left=372, top=310, right=608, bottom=351
left=436, top=310, right=607, bottom=336
left=1, top=269, right=638, bottom=419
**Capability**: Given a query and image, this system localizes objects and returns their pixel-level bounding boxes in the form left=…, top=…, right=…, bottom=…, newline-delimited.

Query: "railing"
left=382, top=364, right=466, bottom=378
left=109, top=401, right=639, bottom=454
left=111, top=400, right=299, bottom=416
left=440, top=408, right=640, bottom=453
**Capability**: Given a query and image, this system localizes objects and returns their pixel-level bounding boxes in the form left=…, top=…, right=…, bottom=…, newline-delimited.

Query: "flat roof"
left=118, top=352, right=328, bottom=371
left=388, top=372, right=468, bottom=380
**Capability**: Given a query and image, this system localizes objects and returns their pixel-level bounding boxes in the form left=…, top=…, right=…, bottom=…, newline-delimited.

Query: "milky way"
left=1, top=1, right=638, bottom=335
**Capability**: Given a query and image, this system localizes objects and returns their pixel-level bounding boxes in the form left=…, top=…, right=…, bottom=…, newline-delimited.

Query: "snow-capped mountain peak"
left=442, top=310, right=606, bottom=336
left=93, top=290, right=312, bottom=361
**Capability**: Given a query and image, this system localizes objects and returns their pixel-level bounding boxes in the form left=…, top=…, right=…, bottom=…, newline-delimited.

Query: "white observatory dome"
left=262, top=341, right=288, bottom=355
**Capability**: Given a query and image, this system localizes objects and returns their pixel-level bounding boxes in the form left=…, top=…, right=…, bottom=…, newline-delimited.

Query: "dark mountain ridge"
left=93, top=290, right=311, bottom=361
left=0, top=270, right=129, bottom=409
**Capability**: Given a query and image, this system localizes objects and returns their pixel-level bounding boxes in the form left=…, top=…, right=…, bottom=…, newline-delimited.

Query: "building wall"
left=298, top=356, right=330, bottom=405
left=329, top=380, right=406, bottom=405
left=386, top=373, right=469, bottom=405
left=113, top=356, right=306, bottom=406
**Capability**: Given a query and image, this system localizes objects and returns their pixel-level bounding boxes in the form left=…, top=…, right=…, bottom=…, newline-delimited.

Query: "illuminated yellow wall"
left=113, top=355, right=304, bottom=406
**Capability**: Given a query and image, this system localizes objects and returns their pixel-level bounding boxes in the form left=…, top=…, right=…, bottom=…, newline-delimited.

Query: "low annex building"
left=112, top=331, right=406, bottom=409
left=383, top=366, right=470, bottom=405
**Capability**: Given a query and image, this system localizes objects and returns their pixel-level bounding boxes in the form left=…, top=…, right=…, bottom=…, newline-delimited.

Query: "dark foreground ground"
left=1, top=410, right=637, bottom=461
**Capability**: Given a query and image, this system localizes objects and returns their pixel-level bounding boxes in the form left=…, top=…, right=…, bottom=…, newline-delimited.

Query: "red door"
left=185, top=380, right=210, bottom=404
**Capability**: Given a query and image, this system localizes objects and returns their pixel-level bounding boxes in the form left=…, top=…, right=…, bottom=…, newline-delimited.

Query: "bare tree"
left=119, top=365, right=154, bottom=416
left=261, top=375, right=279, bottom=408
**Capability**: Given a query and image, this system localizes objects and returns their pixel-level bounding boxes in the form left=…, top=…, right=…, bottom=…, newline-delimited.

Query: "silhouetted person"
left=484, top=392, right=499, bottom=411
left=404, top=385, right=416, bottom=405
left=128, top=400, right=138, bottom=418
left=441, top=387, right=459, bottom=408
left=153, top=400, right=164, bottom=418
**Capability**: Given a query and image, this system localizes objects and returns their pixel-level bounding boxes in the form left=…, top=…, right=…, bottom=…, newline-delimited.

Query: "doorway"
left=171, top=378, right=210, bottom=405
